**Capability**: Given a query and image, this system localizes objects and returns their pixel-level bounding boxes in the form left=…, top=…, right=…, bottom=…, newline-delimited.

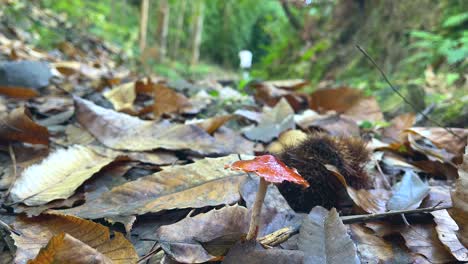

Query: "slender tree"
left=191, top=0, right=204, bottom=65
left=172, top=0, right=186, bottom=59
left=139, top=0, right=149, bottom=54
left=156, top=0, right=170, bottom=61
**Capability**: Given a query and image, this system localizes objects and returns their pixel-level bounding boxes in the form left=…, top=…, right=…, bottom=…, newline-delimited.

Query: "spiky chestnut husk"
left=276, top=133, right=371, bottom=212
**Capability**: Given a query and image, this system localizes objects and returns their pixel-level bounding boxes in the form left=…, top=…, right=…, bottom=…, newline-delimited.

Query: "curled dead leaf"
left=0, top=106, right=49, bottom=145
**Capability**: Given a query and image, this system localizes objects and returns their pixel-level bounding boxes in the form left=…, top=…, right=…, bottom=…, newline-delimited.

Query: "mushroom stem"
left=246, top=177, right=268, bottom=240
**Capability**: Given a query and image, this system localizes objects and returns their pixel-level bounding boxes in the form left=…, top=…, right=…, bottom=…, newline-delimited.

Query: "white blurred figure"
left=239, top=50, right=253, bottom=80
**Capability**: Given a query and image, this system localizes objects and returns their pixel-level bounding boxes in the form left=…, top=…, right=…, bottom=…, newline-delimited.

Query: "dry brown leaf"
left=382, top=113, right=416, bottom=142
left=345, top=96, right=384, bottom=122
left=9, top=145, right=113, bottom=206
left=156, top=205, right=249, bottom=263
left=406, top=127, right=468, bottom=164
left=53, top=155, right=250, bottom=220
left=154, top=83, right=191, bottom=117
left=252, top=81, right=309, bottom=111
left=12, top=214, right=137, bottom=264
left=190, top=115, right=235, bottom=134
left=309, top=87, right=363, bottom=113
left=0, top=107, right=49, bottom=145
left=431, top=209, right=468, bottom=262
left=449, top=147, right=468, bottom=247
left=325, top=164, right=390, bottom=214
left=103, top=82, right=136, bottom=112
left=298, top=206, right=359, bottom=264
left=90, top=145, right=178, bottom=165
left=399, top=224, right=455, bottom=263
left=0, top=86, right=39, bottom=98
left=74, top=96, right=226, bottom=154
left=28, top=233, right=113, bottom=264
left=349, top=224, right=394, bottom=263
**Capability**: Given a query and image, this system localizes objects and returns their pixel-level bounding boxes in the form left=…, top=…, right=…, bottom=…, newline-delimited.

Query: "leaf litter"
left=0, top=14, right=467, bottom=264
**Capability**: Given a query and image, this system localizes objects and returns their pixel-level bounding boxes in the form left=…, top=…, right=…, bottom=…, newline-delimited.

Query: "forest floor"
left=0, top=4, right=467, bottom=264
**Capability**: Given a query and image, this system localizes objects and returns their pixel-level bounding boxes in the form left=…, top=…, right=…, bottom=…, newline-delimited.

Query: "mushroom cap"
left=226, top=154, right=309, bottom=188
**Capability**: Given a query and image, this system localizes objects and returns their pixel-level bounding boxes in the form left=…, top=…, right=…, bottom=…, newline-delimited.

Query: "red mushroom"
left=226, top=154, right=309, bottom=240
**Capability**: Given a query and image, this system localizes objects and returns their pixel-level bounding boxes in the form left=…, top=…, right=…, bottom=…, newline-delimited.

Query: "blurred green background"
left=1, top=0, right=467, bottom=125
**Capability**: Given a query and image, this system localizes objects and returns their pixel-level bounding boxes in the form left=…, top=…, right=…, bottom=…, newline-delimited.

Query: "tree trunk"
left=156, top=0, right=170, bottom=62
left=191, top=0, right=204, bottom=66
left=172, top=0, right=186, bottom=59
left=139, top=0, right=149, bottom=54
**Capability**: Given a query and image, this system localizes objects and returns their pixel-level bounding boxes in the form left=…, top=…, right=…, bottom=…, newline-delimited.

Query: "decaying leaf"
left=223, top=240, right=304, bottom=264
left=74, top=96, right=226, bottom=154
left=382, top=113, right=416, bottom=142
left=325, top=164, right=390, bottom=214
left=0, top=86, right=39, bottom=98
left=309, top=87, right=363, bottom=113
left=103, top=82, right=136, bottom=112
left=156, top=205, right=249, bottom=263
left=298, top=206, right=359, bottom=264
left=12, top=214, right=137, bottom=264
left=0, top=106, right=49, bottom=145
left=405, top=127, right=467, bottom=164
left=386, top=171, right=429, bottom=211
left=449, top=147, right=468, bottom=247
left=9, top=145, right=113, bottom=206
left=154, top=82, right=191, bottom=117
left=431, top=209, right=468, bottom=262
left=54, top=155, right=250, bottom=220
left=349, top=224, right=394, bottom=263
left=345, top=96, right=384, bottom=122
left=399, top=224, right=455, bottom=263
left=244, top=98, right=295, bottom=142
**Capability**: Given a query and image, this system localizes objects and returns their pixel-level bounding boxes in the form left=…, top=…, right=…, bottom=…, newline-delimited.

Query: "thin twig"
left=0, top=219, right=21, bottom=236
left=356, top=45, right=462, bottom=140
left=5, top=144, right=17, bottom=196
left=258, top=204, right=451, bottom=246
left=138, top=243, right=162, bottom=263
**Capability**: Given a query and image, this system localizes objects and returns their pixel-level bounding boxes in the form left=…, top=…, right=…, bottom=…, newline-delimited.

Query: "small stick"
left=356, top=45, right=462, bottom=140
left=258, top=204, right=451, bottom=246
left=138, top=243, right=162, bottom=263
left=0, top=219, right=21, bottom=236
left=5, top=144, right=17, bottom=196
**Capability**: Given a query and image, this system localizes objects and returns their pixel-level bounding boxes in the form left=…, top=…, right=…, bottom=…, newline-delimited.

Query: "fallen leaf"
left=103, top=82, right=136, bottom=112
left=309, top=87, right=363, bottom=113
left=244, top=98, right=295, bottom=142
left=0, top=106, right=49, bottom=145
left=399, top=224, right=455, bottom=263
left=12, top=214, right=137, bottom=264
left=386, top=171, right=430, bottom=211
left=349, top=224, right=394, bottom=263
left=28, top=233, right=113, bottom=264
left=299, top=113, right=360, bottom=137
left=89, top=145, right=178, bottom=165
left=252, top=81, right=309, bottom=111
left=431, top=209, right=468, bottom=262
left=9, top=145, right=113, bottom=206
left=449, top=147, right=468, bottom=247
left=156, top=205, right=249, bottom=263
left=298, top=206, right=359, bottom=264
left=406, top=127, right=468, bottom=164
left=263, top=79, right=309, bottom=90
left=189, top=115, right=235, bottom=134
left=223, top=240, right=304, bottom=264
left=0, top=86, right=39, bottom=98
left=154, top=83, right=191, bottom=118
left=213, top=127, right=256, bottom=155
left=382, top=113, right=416, bottom=142
left=325, top=164, right=390, bottom=214
left=74, top=96, right=226, bottom=154
left=345, top=96, right=384, bottom=122
left=53, top=155, right=250, bottom=220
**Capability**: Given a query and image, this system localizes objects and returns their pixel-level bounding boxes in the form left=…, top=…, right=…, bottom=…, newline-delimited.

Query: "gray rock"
left=0, top=60, right=52, bottom=89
